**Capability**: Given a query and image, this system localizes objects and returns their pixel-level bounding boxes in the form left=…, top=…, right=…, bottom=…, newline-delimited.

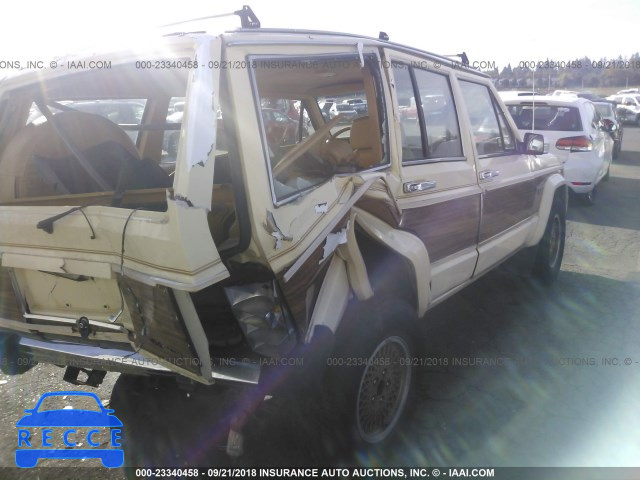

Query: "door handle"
left=479, top=170, right=500, bottom=181
left=403, top=180, right=437, bottom=193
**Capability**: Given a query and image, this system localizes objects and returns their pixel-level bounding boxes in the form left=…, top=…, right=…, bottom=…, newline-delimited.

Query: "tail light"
left=225, top=281, right=296, bottom=358
left=556, top=136, right=592, bottom=152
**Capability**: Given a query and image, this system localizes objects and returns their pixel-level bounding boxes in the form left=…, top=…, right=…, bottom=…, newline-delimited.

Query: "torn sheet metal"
left=266, top=210, right=292, bottom=249
left=284, top=175, right=380, bottom=283
left=315, top=202, right=328, bottom=214
left=173, top=194, right=195, bottom=209
left=184, top=40, right=218, bottom=170
left=320, top=221, right=349, bottom=263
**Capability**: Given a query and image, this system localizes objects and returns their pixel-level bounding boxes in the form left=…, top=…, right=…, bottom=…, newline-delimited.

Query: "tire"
left=532, top=196, right=565, bottom=284
left=612, top=142, right=619, bottom=160
left=581, top=185, right=597, bottom=206
left=324, top=297, right=417, bottom=454
left=603, top=164, right=611, bottom=181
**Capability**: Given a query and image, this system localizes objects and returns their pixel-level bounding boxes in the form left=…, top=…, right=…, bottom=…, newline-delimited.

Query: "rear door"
left=386, top=55, right=481, bottom=299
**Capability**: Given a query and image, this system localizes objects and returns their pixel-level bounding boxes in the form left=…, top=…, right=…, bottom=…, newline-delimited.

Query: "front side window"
left=393, top=63, right=462, bottom=163
left=251, top=55, right=387, bottom=204
left=459, top=80, right=516, bottom=156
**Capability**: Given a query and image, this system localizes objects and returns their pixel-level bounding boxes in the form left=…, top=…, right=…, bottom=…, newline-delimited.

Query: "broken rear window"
left=0, top=62, right=190, bottom=211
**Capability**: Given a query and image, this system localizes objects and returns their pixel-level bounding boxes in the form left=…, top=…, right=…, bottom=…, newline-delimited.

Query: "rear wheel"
left=532, top=196, right=565, bottom=284
left=581, top=185, right=597, bottom=206
left=325, top=297, right=417, bottom=454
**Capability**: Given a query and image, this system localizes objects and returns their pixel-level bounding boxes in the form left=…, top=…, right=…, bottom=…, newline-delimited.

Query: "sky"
left=0, top=0, right=639, bottom=70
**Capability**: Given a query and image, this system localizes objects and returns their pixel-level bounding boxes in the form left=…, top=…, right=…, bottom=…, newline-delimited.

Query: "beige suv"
left=0, top=10, right=567, bottom=457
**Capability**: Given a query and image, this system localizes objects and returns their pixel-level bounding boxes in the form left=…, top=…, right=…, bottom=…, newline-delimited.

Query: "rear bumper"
left=0, top=329, right=261, bottom=384
left=563, top=153, right=603, bottom=193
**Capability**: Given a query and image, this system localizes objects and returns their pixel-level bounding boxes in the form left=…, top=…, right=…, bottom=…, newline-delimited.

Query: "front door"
left=456, top=79, right=539, bottom=275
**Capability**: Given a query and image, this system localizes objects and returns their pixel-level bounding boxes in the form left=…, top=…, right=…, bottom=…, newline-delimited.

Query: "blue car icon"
left=16, top=391, right=123, bottom=468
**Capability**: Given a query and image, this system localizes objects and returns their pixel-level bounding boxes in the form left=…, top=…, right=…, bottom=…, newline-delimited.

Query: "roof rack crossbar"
left=161, top=4, right=260, bottom=30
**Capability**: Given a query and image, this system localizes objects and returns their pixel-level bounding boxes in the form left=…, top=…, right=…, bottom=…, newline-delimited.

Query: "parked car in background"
left=575, top=92, right=602, bottom=101
left=551, top=90, right=579, bottom=97
left=594, top=101, right=623, bottom=159
left=318, top=99, right=335, bottom=121
left=505, top=96, right=613, bottom=205
left=261, top=107, right=301, bottom=147
left=498, top=91, right=540, bottom=101
left=616, top=88, right=639, bottom=94
left=343, top=98, right=367, bottom=114
left=607, top=93, right=640, bottom=126
left=329, top=102, right=358, bottom=123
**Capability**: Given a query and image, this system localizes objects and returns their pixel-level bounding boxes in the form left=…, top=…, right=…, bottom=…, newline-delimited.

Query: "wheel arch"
left=525, top=173, right=568, bottom=247
left=304, top=207, right=431, bottom=343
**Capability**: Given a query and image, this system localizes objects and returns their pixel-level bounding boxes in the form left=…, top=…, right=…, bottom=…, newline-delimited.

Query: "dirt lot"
left=1, top=128, right=639, bottom=478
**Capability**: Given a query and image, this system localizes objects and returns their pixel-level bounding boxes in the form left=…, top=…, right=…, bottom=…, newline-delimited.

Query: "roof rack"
left=161, top=4, right=260, bottom=30
left=444, top=52, right=469, bottom=66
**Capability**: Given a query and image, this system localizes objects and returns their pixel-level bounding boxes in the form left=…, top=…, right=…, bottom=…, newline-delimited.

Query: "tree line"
left=483, top=53, right=640, bottom=90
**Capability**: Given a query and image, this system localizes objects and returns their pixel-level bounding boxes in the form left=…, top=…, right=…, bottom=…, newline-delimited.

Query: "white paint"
left=315, top=203, right=328, bottom=214
left=320, top=222, right=349, bottom=263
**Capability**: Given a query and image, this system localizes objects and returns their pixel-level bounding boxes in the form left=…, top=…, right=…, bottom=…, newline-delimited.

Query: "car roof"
left=0, top=27, right=488, bottom=92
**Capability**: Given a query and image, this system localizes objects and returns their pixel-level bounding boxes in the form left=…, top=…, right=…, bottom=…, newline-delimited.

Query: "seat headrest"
left=350, top=116, right=374, bottom=150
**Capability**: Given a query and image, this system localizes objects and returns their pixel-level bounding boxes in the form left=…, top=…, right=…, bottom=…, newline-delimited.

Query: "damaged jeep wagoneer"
left=0, top=7, right=567, bottom=457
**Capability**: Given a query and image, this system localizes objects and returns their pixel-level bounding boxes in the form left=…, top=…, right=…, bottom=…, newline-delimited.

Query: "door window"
left=459, top=80, right=516, bottom=156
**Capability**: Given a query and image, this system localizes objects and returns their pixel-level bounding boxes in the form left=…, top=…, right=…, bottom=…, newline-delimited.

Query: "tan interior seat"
left=0, top=111, right=141, bottom=202
left=349, top=116, right=383, bottom=168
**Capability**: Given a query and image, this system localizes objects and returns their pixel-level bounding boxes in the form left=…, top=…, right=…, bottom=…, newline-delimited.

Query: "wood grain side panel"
left=400, top=195, right=480, bottom=262
left=480, top=176, right=546, bottom=243
left=277, top=215, right=349, bottom=336
left=355, top=196, right=402, bottom=227
left=119, top=277, right=200, bottom=375
left=0, top=269, right=21, bottom=321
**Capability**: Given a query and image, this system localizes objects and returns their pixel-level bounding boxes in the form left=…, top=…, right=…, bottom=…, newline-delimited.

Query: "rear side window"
left=594, top=103, right=614, bottom=118
left=392, top=63, right=462, bottom=163
left=459, top=80, right=516, bottom=156
left=506, top=104, right=583, bottom=132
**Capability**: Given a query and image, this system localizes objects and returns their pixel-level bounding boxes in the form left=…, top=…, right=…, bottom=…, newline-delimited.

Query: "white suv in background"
left=504, top=96, right=613, bottom=205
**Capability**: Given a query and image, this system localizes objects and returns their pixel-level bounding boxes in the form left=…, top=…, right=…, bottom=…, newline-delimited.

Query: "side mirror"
left=522, top=132, right=545, bottom=155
